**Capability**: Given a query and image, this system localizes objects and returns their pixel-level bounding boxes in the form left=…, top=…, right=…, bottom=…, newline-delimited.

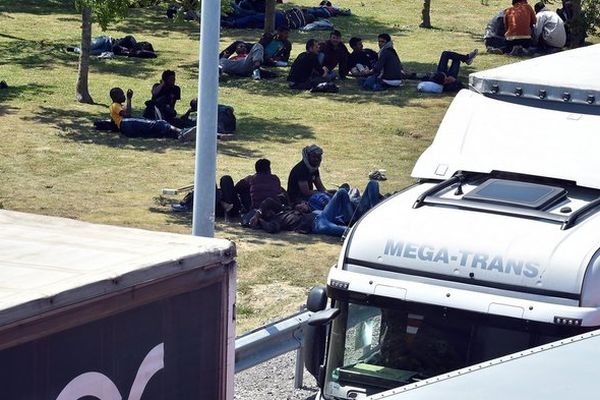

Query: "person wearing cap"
left=287, top=145, right=328, bottom=204
left=533, top=1, right=567, bottom=50
left=347, top=37, right=378, bottom=77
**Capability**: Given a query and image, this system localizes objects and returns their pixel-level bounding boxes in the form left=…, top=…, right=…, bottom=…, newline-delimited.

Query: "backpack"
left=217, top=105, right=236, bottom=133
left=284, top=8, right=307, bottom=29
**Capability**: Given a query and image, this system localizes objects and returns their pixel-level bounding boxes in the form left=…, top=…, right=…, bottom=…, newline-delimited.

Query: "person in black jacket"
left=287, top=39, right=332, bottom=90
left=319, top=30, right=350, bottom=79
left=347, top=37, right=378, bottom=77
left=362, top=33, right=406, bottom=91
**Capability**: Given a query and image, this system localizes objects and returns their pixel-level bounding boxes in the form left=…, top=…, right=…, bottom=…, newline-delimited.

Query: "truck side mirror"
left=304, top=285, right=332, bottom=387
left=307, top=285, right=327, bottom=312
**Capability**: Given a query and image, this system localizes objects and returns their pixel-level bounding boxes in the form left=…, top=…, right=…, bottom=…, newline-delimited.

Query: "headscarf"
left=302, top=144, right=323, bottom=173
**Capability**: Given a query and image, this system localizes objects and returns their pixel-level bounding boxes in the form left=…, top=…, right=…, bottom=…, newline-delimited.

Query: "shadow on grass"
left=0, top=84, right=55, bottom=109
left=151, top=206, right=343, bottom=246
left=20, top=106, right=314, bottom=154
left=218, top=60, right=472, bottom=107
left=0, top=0, right=73, bottom=15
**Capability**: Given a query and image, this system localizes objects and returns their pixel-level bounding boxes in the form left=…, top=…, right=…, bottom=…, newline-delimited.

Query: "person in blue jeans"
left=248, top=181, right=383, bottom=237
left=109, top=87, right=195, bottom=141
left=312, top=180, right=382, bottom=236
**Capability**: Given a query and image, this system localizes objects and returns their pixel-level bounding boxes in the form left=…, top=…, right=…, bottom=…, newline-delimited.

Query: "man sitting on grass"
left=348, top=37, right=378, bottom=77
left=287, top=39, right=333, bottom=91
left=109, top=87, right=195, bottom=141
left=362, top=33, right=405, bottom=91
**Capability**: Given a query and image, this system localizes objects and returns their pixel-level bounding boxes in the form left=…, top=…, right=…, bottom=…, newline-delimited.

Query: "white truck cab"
left=304, top=44, right=600, bottom=400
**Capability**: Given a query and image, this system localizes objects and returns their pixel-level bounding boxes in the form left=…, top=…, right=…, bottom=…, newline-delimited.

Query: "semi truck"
left=303, top=44, right=600, bottom=400
left=0, top=210, right=236, bottom=400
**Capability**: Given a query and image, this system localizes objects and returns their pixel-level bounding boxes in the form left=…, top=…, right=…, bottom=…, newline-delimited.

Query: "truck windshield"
left=323, top=300, right=586, bottom=399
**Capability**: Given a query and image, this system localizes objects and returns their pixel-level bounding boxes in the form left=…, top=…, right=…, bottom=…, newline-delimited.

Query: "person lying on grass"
left=247, top=180, right=383, bottom=237
left=109, top=87, right=195, bottom=141
left=417, top=49, right=478, bottom=93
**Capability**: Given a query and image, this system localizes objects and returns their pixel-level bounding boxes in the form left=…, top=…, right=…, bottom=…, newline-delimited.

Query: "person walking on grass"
left=109, top=87, right=195, bottom=141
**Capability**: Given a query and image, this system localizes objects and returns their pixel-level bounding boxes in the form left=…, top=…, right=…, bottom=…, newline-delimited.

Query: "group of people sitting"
left=484, top=0, right=573, bottom=56
left=107, top=69, right=235, bottom=141
left=220, top=28, right=479, bottom=94
left=173, top=145, right=386, bottom=237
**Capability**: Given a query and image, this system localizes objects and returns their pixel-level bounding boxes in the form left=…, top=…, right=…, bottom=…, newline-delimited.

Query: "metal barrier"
left=235, top=309, right=312, bottom=388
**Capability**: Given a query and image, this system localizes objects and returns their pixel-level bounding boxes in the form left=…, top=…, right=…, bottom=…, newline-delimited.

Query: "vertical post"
left=192, top=0, right=221, bottom=237
left=264, top=0, right=276, bottom=34
left=294, top=344, right=305, bottom=389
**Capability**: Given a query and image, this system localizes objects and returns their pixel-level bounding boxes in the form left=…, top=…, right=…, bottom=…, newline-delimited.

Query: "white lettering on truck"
left=384, top=240, right=540, bottom=278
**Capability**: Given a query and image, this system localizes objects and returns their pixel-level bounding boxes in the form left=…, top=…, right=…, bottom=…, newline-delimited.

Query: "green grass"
left=0, top=0, right=597, bottom=332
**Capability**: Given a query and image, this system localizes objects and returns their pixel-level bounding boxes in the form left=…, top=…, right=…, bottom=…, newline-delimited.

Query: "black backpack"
left=218, top=105, right=236, bottom=133
left=285, top=8, right=307, bottom=29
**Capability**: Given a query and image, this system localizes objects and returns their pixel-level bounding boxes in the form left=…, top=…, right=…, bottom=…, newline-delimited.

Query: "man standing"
left=288, top=39, right=332, bottom=90
left=362, top=33, right=405, bottom=91
left=533, top=2, right=567, bottom=50
left=319, top=30, right=350, bottom=80
left=287, top=145, right=328, bottom=204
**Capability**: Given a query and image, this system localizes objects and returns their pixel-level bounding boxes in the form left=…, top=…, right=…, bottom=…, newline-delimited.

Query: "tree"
left=74, top=0, right=132, bottom=104
left=264, top=0, right=276, bottom=33
left=420, top=0, right=432, bottom=29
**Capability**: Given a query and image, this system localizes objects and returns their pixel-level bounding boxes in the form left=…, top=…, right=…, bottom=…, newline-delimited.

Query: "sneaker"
left=179, top=127, right=196, bottom=142
left=368, top=169, right=387, bottom=181
left=486, top=47, right=503, bottom=55
left=465, top=48, right=479, bottom=65
left=252, top=68, right=261, bottom=80
left=171, top=203, right=191, bottom=212
left=508, top=45, right=524, bottom=56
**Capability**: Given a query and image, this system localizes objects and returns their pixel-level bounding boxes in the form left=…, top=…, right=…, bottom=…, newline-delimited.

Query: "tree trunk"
left=569, top=0, right=586, bottom=48
left=420, top=0, right=432, bottom=28
left=76, top=7, right=94, bottom=104
left=264, top=0, right=276, bottom=33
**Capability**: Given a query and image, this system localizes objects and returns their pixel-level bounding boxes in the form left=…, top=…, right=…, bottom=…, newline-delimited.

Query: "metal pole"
left=294, top=344, right=305, bottom=389
left=192, top=0, right=221, bottom=237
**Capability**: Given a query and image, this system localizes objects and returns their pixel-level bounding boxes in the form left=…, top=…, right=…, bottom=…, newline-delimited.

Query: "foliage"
left=582, top=0, right=600, bottom=36
left=74, top=0, right=133, bottom=30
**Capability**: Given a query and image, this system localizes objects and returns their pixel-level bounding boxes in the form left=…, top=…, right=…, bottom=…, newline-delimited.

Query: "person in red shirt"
left=504, top=0, right=536, bottom=55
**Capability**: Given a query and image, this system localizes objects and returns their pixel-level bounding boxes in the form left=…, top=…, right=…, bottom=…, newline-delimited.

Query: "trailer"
left=0, top=210, right=236, bottom=400
left=302, top=44, right=600, bottom=400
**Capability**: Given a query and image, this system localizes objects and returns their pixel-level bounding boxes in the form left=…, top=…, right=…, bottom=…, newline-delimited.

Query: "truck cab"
left=305, top=44, right=600, bottom=399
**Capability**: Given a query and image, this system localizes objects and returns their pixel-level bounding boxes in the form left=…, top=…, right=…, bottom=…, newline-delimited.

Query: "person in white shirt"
left=533, top=2, right=567, bottom=49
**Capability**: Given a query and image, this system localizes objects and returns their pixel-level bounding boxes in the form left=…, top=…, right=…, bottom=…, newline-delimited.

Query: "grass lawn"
left=0, top=0, right=597, bottom=332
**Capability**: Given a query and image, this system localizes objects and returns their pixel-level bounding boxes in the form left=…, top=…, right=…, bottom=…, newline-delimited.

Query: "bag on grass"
left=218, top=105, right=237, bottom=133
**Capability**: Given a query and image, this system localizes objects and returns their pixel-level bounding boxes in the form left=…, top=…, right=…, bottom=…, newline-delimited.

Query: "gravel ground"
left=235, top=352, right=318, bottom=400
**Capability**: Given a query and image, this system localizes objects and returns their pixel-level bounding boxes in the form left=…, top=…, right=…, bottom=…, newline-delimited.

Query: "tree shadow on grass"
left=0, top=39, right=74, bottom=70
left=0, top=80, right=53, bottom=105
left=151, top=206, right=342, bottom=246
left=21, top=106, right=314, bottom=154
left=219, top=60, right=470, bottom=108
left=0, top=0, right=73, bottom=15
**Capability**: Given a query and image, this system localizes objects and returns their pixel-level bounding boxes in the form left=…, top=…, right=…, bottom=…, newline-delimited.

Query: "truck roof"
left=469, top=44, right=600, bottom=107
left=412, top=89, right=600, bottom=189
left=0, top=210, right=235, bottom=327
left=343, top=180, right=600, bottom=313
left=367, top=329, right=600, bottom=400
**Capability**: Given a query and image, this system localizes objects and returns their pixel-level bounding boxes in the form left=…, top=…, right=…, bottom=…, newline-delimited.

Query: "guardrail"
left=235, top=309, right=312, bottom=388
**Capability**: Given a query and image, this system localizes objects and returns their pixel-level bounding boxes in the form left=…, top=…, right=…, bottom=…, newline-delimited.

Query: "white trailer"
left=303, top=44, right=600, bottom=400
left=0, top=210, right=236, bottom=400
